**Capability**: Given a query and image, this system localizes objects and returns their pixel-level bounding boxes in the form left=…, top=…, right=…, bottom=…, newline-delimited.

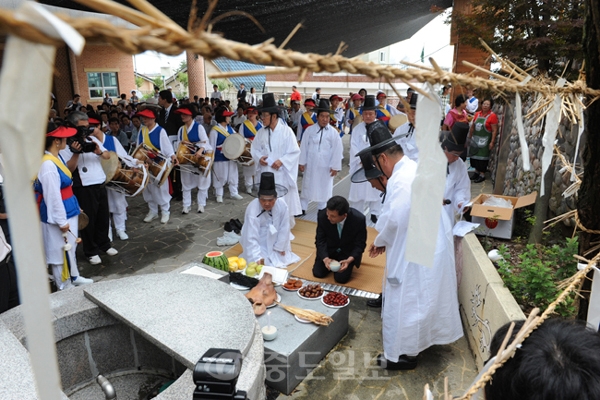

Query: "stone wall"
left=491, top=96, right=583, bottom=223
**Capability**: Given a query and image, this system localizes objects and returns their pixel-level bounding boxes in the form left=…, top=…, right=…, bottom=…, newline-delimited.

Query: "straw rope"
left=0, top=2, right=600, bottom=100
left=575, top=211, right=600, bottom=235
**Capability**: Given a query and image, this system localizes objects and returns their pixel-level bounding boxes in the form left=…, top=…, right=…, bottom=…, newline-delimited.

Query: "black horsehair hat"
left=409, top=93, right=418, bottom=109
left=442, top=122, right=469, bottom=153
left=312, top=99, right=334, bottom=115
left=356, top=120, right=402, bottom=157
left=361, top=95, right=377, bottom=111
left=351, top=150, right=384, bottom=183
left=258, top=93, right=281, bottom=114
left=251, top=172, right=288, bottom=198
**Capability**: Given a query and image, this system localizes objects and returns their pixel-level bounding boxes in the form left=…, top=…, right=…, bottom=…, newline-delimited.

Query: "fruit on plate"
left=323, top=292, right=349, bottom=307
left=246, top=265, right=258, bottom=277
left=245, top=272, right=277, bottom=315
left=202, top=251, right=229, bottom=271
left=283, top=278, right=303, bottom=290
left=237, top=257, right=247, bottom=269
left=485, top=217, right=499, bottom=229
left=228, top=261, right=239, bottom=272
left=299, top=284, right=324, bottom=298
left=256, top=264, right=263, bottom=273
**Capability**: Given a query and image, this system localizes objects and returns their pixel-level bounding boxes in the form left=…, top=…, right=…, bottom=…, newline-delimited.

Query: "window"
left=87, top=72, right=118, bottom=98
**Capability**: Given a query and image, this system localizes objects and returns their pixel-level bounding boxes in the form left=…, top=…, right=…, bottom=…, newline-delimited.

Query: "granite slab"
left=253, top=288, right=349, bottom=394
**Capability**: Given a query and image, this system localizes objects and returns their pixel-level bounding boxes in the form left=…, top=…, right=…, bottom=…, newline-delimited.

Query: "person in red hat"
left=375, top=91, right=403, bottom=126
left=329, top=95, right=345, bottom=135
left=237, top=106, right=263, bottom=194
left=209, top=106, right=243, bottom=202
left=296, top=98, right=317, bottom=142
left=175, top=105, right=212, bottom=214
left=345, top=93, right=364, bottom=135
left=135, top=108, right=178, bottom=223
left=35, top=123, right=94, bottom=290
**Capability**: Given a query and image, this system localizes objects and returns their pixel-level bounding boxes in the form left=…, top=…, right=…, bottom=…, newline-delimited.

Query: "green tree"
left=210, top=78, right=233, bottom=92
left=134, top=76, right=144, bottom=89
left=177, top=60, right=187, bottom=72
left=452, top=0, right=584, bottom=78
left=178, top=72, right=188, bottom=89
left=152, top=76, right=164, bottom=89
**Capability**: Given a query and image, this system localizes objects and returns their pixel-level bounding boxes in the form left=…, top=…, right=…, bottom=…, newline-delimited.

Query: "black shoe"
left=376, top=354, right=417, bottom=370
left=469, top=173, right=478, bottom=180
left=224, top=221, right=233, bottom=232
left=473, top=175, right=486, bottom=183
left=367, top=295, right=382, bottom=308
left=371, top=214, right=378, bottom=224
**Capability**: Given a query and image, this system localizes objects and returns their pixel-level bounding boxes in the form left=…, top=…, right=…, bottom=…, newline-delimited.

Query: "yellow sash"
left=182, top=124, right=189, bottom=142
left=303, top=112, right=315, bottom=126
left=378, top=106, right=391, bottom=118
left=42, top=154, right=71, bottom=179
left=243, top=120, right=258, bottom=136
left=213, top=124, right=231, bottom=138
left=141, top=126, right=160, bottom=152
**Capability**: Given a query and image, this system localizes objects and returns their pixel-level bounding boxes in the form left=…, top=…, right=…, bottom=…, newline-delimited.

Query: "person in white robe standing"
left=349, top=95, right=381, bottom=223
left=135, top=108, right=178, bottom=224
left=175, top=106, right=213, bottom=214
left=239, top=172, right=300, bottom=268
left=394, top=93, right=419, bottom=162
left=298, top=99, right=343, bottom=212
left=359, top=120, right=463, bottom=370
left=251, top=93, right=302, bottom=221
left=441, top=122, right=472, bottom=288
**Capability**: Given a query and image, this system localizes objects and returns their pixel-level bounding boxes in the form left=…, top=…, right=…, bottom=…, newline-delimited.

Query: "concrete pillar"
left=186, top=51, right=206, bottom=99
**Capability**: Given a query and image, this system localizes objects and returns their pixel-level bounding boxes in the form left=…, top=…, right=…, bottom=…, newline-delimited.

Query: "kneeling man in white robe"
left=240, top=172, right=300, bottom=268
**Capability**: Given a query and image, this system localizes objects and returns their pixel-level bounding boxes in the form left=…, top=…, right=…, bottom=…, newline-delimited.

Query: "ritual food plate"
left=297, top=291, right=324, bottom=301
left=266, top=293, right=281, bottom=308
left=230, top=282, right=250, bottom=291
left=294, top=311, right=315, bottom=324
left=321, top=296, right=350, bottom=309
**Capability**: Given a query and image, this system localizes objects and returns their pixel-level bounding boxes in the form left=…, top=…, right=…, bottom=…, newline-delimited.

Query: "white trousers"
left=143, top=181, right=171, bottom=214
left=107, top=189, right=128, bottom=231
left=212, top=161, right=239, bottom=196
left=181, top=168, right=211, bottom=207
left=50, top=262, right=77, bottom=291
left=300, top=197, right=326, bottom=211
left=242, top=164, right=256, bottom=188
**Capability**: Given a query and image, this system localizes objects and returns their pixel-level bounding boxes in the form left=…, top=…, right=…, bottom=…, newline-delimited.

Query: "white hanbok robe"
left=239, top=198, right=300, bottom=268
left=141, top=125, right=175, bottom=213
left=374, top=157, right=463, bottom=360
left=177, top=121, right=212, bottom=207
left=394, top=122, right=419, bottom=162
left=298, top=124, right=343, bottom=203
left=251, top=119, right=302, bottom=218
left=348, top=122, right=381, bottom=205
left=443, top=158, right=471, bottom=224
left=104, top=134, right=137, bottom=231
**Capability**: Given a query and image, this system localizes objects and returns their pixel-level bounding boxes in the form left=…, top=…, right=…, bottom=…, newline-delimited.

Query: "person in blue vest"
left=375, top=91, right=403, bottom=126
left=237, top=106, right=262, bottom=194
left=35, top=123, right=93, bottom=290
left=135, top=108, right=177, bottom=224
left=209, top=106, right=243, bottom=203
left=91, top=114, right=141, bottom=240
left=175, top=105, right=212, bottom=214
left=296, top=98, right=317, bottom=142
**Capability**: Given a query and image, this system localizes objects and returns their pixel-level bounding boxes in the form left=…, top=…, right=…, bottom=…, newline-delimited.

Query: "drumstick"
left=67, top=230, right=83, bottom=244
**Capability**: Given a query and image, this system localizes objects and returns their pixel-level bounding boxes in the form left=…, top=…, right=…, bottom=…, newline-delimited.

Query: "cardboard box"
left=470, top=192, right=537, bottom=239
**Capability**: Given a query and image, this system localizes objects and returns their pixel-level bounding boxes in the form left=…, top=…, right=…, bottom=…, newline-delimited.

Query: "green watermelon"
left=203, top=251, right=229, bottom=271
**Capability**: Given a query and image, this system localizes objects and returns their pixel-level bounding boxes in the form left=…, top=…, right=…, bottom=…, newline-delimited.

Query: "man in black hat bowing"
left=238, top=172, right=300, bottom=267
left=298, top=98, right=343, bottom=212
left=359, top=120, right=462, bottom=371
left=251, top=93, right=302, bottom=221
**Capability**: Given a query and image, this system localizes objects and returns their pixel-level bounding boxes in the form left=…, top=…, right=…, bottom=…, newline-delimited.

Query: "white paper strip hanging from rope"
left=514, top=92, right=531, bottom=172
left=405, top=83, right=445, bottom=268
left=0, top=2, right=84, bottom=400
left=540, top=94, right=562, bottom=196
left=571, top=95, right=585, bottom=183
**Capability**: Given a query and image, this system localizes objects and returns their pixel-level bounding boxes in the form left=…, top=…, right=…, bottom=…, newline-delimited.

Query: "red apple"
left=485, top=218, right=499, bottom=229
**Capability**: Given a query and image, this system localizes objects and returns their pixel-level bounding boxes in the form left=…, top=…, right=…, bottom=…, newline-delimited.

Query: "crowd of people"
left=2, top=82, right=599, bottom=393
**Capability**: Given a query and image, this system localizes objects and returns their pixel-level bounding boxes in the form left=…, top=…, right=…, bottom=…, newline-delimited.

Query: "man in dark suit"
left=313, top=196, right=367, bottom=283
left=158, top=90, right=183, bottom=200
left=237, top=83, right=247, bottom=106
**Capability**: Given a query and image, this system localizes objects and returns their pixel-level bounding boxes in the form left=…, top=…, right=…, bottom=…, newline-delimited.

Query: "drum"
left=78, top=212, right=89, bottom=230
left=100, top=152, right=120, bottom=183
left=221, top=134, right=246, bottom=161
left=176, top=142, right=214, bottom=177
left=106, top=163, right=149, bottom=197
left=351, top=114, right=363, bottom=129
left=388, top=114, right=408, bottom=132
left=238, top=139, right=254, bottom=166
left=131, top=144, right=173, bottom=187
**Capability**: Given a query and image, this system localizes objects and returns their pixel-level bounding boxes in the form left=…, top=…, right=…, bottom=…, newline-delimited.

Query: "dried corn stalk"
left=277, top=303, right=334, bottom=326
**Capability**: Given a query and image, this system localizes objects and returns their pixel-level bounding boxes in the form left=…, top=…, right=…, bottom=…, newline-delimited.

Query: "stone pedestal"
left=186, top=51, right=206, bottom=99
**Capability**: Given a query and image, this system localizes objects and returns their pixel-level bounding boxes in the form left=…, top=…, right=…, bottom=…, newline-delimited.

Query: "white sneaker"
left=116, top=230, right=129, bottom=240
left=105, top=247, right=118, bottom=256
left=231, top=194, right=243, bottom=200
left=144, top=212, right=158, bottom=222
left=108, top=229, right=113, bottom=242
left=72, top=276, right=94, bottom=286
left=197, top=205, right=205, bottom=213
left=161, top=211, right=170, bottom=224
left=216, top=195, right=223, bottom=203
left=246, top=186, right=253, bottom=195
left=88, top=255, right=101, bottom=265
left=182, top=206, right=191, bottom=214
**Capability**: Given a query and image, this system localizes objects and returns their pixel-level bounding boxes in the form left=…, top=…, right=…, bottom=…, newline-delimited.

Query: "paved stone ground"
left=75, top=134, right=492, bottom=399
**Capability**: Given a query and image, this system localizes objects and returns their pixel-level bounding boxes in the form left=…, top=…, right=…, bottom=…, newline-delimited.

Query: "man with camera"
left=61, top=111, right=119, bottom=265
